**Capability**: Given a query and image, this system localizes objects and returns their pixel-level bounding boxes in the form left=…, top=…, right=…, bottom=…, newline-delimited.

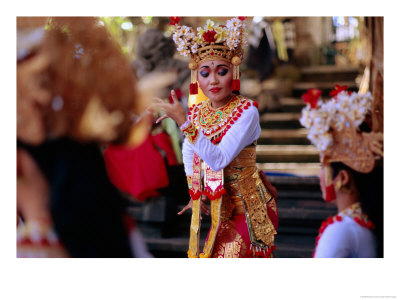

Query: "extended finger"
left=170, top=90, right=179, bottom=104
left=177, top=205, right=190, bottom=215
left=155, top=115, right=169, bottom=124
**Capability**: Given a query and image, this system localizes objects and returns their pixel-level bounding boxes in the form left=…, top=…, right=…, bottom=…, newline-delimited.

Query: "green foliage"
left=100, top=17, right=151, bottom=60
left=99, top=17, right=171, bottom=61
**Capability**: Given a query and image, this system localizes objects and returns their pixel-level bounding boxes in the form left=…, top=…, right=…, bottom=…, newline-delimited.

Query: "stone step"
left=260, top=112, right=302, bottom=129
left=300, top=65, right=360, bottom=83
left=300, top=65, right=360, bottom=74
left=274, top=234, right=316, bottom=258
left=278, top=225, right=318, bottom=235
left=258, top=128, right=310, bottom=145
left=293, top=80, right=358, bottom=90
left=280, top=97, right=306, bottom=112
left=256, top=145, right=319, bottom=163
left=257, top=162, right=319, bottom=176
left=144, top=237, right=192, bottom=257
left=292, top=80, right=358, bottom=97
left=260, top=112, right=301, bottom=122
left=266, top=175, right=321, bottom=193
left=276, top=189, right=322, bottom=200
left=278, top=202, right=336, bottom=222
left=260, top=128, right=308, bottom=138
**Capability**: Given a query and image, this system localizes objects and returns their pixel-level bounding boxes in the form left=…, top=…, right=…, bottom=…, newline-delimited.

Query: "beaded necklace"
left=188, top=95, right=258, bottom=144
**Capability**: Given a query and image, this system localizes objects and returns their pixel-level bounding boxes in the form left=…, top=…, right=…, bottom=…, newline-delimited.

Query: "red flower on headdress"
left=239, top=17, right=246, bottom=21
left=169, top=17, right=182, bottom=26
left=301, top=88, right=322, bottom=109
left=203, top=30, right=217, bottom=43
left=329, top=84, right=350, bottom=97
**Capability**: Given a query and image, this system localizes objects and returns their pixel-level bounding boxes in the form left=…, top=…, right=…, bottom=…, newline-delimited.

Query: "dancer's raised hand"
left=150, top=90, right=187, bottom=126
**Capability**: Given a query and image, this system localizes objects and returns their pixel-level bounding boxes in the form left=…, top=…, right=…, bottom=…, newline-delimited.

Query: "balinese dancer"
left=151, top=17, right=278, bottom=258
left=300, top=86, right=383, bottom=258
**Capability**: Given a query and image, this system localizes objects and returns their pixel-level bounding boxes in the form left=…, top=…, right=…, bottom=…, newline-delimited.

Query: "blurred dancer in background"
left=300, top=86, right=383, bottom=258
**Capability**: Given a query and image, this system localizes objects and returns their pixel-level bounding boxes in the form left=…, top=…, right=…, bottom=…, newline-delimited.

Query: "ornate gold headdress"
left=300, top=85, right=383, bottom=200
left=169, top=17, right=247, bottom=95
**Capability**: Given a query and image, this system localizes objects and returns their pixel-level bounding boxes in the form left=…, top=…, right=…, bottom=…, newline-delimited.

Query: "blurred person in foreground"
left=17, top=17, right=172, bottom=257
left=150, top=17, right=279, bottom=258
left=104, top=28, right=190, bottom=238
left=299, top=86, right=383, bottom=258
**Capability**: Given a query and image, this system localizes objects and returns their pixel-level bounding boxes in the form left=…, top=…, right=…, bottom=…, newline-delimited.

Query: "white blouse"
left=313, top=215, right=377, bottom=258
left=181, top=104, right=261, bottom=176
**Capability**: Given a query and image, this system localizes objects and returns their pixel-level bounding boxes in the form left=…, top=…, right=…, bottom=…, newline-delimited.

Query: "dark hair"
left=331, top=161, right=384, bottom=257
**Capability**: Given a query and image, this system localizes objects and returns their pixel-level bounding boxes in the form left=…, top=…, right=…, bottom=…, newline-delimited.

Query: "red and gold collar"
left=313, top=202, right=374, bottom=257
left=188, top=95, right=257, bottom=144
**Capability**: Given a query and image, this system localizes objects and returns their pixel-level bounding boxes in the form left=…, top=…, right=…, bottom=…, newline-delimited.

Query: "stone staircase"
left=127, top=65, right=360, bottom=258
left=256, top=94, right=327, bottom=257
left=292, top=65, right=360, bottom=97
left=254, top=65, right=360, bottom=257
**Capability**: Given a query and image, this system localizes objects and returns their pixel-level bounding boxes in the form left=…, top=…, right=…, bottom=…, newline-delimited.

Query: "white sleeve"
left=182, top=136, right=194, bottom=176
left=181, top=105, right=261, bottom=172
left=313, top=221, right=355, bottom=258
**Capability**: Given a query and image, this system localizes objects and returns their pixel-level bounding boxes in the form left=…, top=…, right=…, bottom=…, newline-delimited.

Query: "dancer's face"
left=318, top=166, right=327, bottom=200
left=197, top=60, right=233, bottom=106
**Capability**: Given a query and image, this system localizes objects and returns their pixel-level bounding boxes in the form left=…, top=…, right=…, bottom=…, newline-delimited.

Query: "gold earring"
left=335, top=180, right=342, bottom=191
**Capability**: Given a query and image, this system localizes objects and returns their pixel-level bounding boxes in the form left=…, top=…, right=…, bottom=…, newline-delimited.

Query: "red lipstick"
left=210, top=87, right=221, bottom=93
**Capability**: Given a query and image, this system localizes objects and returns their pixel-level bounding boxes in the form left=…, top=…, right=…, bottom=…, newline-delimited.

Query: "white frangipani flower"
left=204, top=19, right=215, bottom=31
left=226, top=18, right=242, bottom=30
left=191, top=43, right=198, bottom=54
left=300, top=88, right=373, bottom=153
left=171, top=17, right=247, bottom=59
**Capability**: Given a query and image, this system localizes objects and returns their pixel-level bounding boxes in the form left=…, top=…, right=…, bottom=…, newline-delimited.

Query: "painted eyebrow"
left=199, top=64, right=230, bottom=69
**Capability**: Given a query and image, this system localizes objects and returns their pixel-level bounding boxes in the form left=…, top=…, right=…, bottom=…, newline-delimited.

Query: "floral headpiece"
left=169, top=17, right=247, bottom=95
left=300, top=85, right=383, bottom=201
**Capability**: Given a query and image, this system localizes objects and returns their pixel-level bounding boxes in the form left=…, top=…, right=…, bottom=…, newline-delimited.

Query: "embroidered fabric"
left=189, top=95, right=256, bottom=144
left=226, top=147, right=277, bottom=248
left=188, top=146, right=278, bottom=258
left=181, top=121, right=199, bottom=145
left=212, top=215, right=251, bottom=258
left=181, top=96, right=261, bottom=174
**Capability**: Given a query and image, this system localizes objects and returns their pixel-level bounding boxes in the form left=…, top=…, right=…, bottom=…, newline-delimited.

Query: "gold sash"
left=187, top=153, right=225, bottom=258
left=187, top=146, right=278, bottom=258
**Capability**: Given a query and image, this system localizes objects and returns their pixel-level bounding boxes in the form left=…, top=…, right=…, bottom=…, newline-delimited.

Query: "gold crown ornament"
left=169, top=17, right=248, bottom=95
left=300, top=85, right=383, bottom=201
